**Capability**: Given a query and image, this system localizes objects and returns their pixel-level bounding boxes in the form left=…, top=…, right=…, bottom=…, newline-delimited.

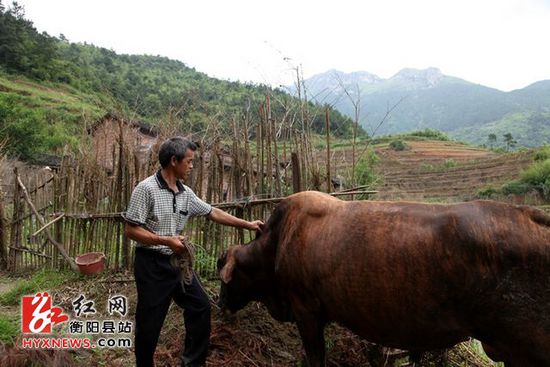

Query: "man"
left=124, top=136, right=263, bottom=367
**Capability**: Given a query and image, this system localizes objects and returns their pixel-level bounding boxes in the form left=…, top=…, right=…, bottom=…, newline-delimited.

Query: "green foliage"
left=443, top=158, right=457, bottom=169
left=501, top=180, right=534, bottom=196
left=487, top=133, right=497, bottom=148
left=0, top=269, right=80, bottom=306
left=389, top=139, right=407, bottom=151
left=499, top=157, right=550, bottom=199
left=355, top=148, right=380, bottom=187
left=420, top=163, right=434, bottom=172
left=520, top=159, right=550, bottom=198
left=477, top=187, right=498, bottom=199
left=503, top=132, right=517, bottom=151
left=454, top=111, right=550, bottom=148
left=193, top=245, right=218, bottom=275
left=0, top=90, right=82, bottom=159
left=371, top=129, right=452, bottom=145
left=420, top=159, right=458, bottom=173
left=408, top=128, right=450, bottom=141
left=534, top=145, right=550, bottom=162
left=0, top=314, right=18, bottom=345
left=0, top=2, right=59, bottom=80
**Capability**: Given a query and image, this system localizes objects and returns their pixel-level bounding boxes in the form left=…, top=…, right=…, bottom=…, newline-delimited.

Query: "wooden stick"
left=32, top=214, right=65, bottom=237
left=16, top=174, right=78, bottom=271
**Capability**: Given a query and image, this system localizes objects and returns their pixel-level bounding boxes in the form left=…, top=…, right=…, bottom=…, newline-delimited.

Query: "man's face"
left=174, top=149, right=194, bottom=180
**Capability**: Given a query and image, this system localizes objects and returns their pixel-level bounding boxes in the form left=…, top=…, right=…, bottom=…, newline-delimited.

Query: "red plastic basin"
left=75, top=252, right=105, bottom=275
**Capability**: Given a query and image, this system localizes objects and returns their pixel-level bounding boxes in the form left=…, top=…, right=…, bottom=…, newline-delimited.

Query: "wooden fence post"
left=9, top=167, right=22, bottom=271
left=0, top=187, right=7, bottom=270
left=291, top=152, right=302, bottom=193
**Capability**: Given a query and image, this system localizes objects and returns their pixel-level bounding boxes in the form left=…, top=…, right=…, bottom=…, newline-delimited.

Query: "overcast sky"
left=13, top=0, right=550, bottom=91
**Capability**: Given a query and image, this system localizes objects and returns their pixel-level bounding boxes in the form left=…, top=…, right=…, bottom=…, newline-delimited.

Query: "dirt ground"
left=0, top=271, right=498, bottom=367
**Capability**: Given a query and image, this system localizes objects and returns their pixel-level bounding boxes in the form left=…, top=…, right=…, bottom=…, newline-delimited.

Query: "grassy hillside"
left=0, top=2, right=362, bottom=159
left=451, top=111, right=550, bottom=148
left=0, top=72, right=107, bottom=158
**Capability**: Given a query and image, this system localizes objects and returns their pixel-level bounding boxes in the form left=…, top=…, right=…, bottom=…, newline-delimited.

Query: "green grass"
left=420, top=159, right=460, bottom=173
left=534, top=145, right=550, bottom=162
left=0, top=269, right=81, bottom=306
left=0, top=74, right=110, bottom=158
left=0, top=314, right=18, bottom=344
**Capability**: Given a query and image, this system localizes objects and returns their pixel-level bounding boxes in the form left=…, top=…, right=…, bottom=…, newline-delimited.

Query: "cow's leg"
left=296, top=316, right=326, bottom=367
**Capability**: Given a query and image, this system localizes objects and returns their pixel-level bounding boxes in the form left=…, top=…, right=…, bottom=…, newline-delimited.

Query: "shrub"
left=389, top=140, right=407, bottom=151
left=409, top=129, right=450, bottom=141
left=501, top=180, right=533, bottom=196
left=477, top=187, right=498, bottom=199
left=520, top=159, right=550, bottom=198
left=534, top=145, right=550, bottom=162
left=443, top=159, right=457, bottom=169
left=355, top=148, right=380, bottom=187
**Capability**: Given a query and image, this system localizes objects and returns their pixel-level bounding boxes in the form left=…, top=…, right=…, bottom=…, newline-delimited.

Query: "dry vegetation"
left=0, top=272, right=501, bottom=367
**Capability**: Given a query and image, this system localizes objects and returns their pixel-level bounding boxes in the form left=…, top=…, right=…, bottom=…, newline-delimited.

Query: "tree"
left=503, top=133, right=517, bottom=151
left=487, top=133, right=497, bottom=149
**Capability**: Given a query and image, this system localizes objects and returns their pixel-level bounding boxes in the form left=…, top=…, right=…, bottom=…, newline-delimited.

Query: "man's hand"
left=247, top=220, right=264, bottom=232
left=163, top=235, right=187, bottom=255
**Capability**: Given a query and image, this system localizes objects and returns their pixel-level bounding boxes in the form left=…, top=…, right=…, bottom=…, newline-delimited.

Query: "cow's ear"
left=220, top=256, right=236, bottom=284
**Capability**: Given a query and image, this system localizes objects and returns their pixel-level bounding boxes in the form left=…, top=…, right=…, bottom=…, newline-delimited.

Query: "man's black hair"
left=158, top=137, right=197, bottom=168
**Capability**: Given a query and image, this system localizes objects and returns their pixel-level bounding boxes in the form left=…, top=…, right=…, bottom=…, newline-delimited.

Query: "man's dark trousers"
left=134, top=248, right=211, bottom=367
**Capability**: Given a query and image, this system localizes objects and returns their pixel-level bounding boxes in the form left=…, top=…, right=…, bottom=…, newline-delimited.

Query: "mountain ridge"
left=295, top=68, right=550, bottom=147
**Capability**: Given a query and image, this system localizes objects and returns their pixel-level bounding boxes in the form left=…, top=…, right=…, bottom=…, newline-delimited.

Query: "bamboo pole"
left=266, top=96, right=273, bottom=196
left=272, top=113, right=281, bottom=197
left=243, top=108, right=253, bottom=196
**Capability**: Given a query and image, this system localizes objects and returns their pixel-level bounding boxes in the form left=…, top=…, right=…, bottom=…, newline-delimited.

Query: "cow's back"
left=273, top=193, right=550, bottom=361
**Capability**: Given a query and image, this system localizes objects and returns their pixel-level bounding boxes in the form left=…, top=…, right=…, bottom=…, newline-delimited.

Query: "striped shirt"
left=124, top=170, right=212, bottom=254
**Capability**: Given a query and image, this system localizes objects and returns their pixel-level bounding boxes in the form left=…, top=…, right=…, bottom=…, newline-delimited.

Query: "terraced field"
left=320, top=139, right=536, bottom=202
left=371, top=141, right=534, bottom=202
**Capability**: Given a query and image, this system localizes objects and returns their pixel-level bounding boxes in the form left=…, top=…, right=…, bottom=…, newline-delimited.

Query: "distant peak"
left=392, top=67, right=442, bottom=78
left=390, top=67, right=444, bottom=87
left=308, top=69, right=382, bottom=85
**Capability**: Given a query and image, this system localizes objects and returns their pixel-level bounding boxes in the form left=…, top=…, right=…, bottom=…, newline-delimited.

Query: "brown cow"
left=217, top=191, right=550, bottom=366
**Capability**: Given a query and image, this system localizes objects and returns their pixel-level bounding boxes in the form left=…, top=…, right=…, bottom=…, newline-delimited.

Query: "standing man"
left=124, top=137, right=263, bottom=367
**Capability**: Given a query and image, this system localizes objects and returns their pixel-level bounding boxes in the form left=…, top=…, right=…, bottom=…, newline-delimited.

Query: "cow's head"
left=217, top=227, right=276, bottom=313
left=217, top=245, right=257, bottom=312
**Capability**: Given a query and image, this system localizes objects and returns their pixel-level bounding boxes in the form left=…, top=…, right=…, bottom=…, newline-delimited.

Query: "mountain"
left=296, top=68, right=550, bottom=147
